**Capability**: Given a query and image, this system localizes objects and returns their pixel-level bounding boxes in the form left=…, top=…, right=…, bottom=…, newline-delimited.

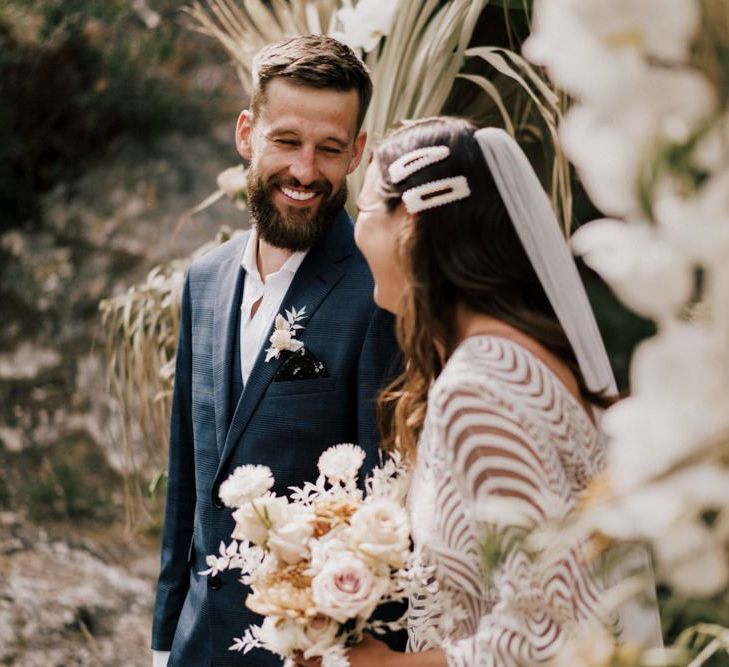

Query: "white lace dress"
left=406, top=335, right=610, bottom=666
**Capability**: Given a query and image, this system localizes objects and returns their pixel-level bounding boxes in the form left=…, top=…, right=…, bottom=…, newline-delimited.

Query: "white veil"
left=475, top=127, right=663, bottom=648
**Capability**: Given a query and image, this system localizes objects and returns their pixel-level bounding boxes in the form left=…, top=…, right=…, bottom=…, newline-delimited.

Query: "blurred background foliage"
left=0, top=0, right=220, bottom=231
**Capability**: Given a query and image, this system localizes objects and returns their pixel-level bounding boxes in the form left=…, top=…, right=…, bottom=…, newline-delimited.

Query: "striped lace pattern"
left=406, top=335, right=611, bottom=666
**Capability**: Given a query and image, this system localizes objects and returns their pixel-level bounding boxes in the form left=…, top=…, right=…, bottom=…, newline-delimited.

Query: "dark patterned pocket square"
left=273, top=347, right=329, bottom=381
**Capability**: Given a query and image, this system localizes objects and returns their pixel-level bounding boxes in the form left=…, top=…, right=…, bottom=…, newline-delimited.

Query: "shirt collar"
left=240, top=225, right=308, bottom=281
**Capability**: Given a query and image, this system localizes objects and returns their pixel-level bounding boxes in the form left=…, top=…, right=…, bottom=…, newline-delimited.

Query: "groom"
left=151, top=35, right=400, bottom=666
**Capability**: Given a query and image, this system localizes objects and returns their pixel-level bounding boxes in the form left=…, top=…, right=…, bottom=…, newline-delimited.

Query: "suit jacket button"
left=208, top=574, right=222, bottom=590
left=212, top=483, right=224, bottom=509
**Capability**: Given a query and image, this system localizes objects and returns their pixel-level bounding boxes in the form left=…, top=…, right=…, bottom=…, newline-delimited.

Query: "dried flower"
left=219, top=464, right=274, bottom=508
left=317, top=444, right=366, bottom=485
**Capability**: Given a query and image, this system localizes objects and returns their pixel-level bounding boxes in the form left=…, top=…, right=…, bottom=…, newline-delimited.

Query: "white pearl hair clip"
left=401, top=176, right=471, bottom=214
left=388, top=146, right=451, bottom=184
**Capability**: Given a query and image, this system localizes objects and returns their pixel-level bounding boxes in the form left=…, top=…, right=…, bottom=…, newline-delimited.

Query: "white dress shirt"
left=151, top=227, right=307, bottom=667
left=238, top=226, right=307, bottom=386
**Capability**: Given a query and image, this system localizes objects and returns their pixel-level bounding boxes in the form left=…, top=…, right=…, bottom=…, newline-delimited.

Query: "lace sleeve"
left=437, top=383, right=605, bottom=667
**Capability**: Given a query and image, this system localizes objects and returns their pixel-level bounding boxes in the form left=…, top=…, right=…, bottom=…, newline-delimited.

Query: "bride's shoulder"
left=435, top=334, right=540, bottom=396
left=432, top=334, right=575, bottom=417
left=429, top=338, right=524, bottom=420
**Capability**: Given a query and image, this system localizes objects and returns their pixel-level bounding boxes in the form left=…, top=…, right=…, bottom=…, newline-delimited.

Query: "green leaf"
left=148, top=470, right=167, bottom=497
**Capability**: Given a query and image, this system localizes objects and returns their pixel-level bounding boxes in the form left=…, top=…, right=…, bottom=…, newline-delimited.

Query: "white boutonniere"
left=265, top=305, right=307, bottom=362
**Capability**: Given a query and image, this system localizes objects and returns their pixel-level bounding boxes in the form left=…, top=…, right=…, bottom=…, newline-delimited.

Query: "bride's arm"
left=295, top=634, right=447, bottom=667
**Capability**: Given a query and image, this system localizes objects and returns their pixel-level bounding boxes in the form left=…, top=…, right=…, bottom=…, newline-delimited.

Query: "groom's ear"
left=347, top=130, right=367, bottom=175
left=236, top=110, right=254, bottom=161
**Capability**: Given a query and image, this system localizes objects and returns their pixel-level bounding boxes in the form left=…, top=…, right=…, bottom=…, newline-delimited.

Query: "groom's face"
left=236, top=78, right=367, bottom=251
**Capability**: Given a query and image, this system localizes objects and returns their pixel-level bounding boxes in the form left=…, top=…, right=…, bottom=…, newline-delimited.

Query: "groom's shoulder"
left=187, top=231, right=248, bottom=281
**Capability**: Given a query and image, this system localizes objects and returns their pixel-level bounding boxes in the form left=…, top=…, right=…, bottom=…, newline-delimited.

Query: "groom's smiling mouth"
left=279, top=186, right=319, bottom=205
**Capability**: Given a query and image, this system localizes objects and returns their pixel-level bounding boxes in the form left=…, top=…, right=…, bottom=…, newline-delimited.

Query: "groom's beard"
left=247, top=169, right=347, bottom=252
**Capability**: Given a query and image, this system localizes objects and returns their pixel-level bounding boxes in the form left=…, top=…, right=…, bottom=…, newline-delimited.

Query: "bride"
left=298, top=117, right=661, bottom=666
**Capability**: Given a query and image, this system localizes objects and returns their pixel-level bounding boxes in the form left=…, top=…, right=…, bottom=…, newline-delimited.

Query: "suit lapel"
left=212, top=234, right=248, bottom=455
left=215, top=212, right=354, bottom=478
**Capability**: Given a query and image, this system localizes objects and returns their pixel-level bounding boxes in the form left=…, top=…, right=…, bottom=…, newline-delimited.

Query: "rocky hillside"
left=0, top=124, right=248, bottom=665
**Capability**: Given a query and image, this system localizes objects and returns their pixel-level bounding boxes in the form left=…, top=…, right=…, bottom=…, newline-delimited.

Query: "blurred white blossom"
left=525, top=0, right=700, bottom=103
left=527, top=0, right=729, bottom=609
left=655, top=170, right=729, bottom=263
left=217, top=165, right=249, bottom=199
left=572, top=219, right=693, bottom=320
left=560, top=69, right=715, bottom=216
left=332, top=0, right=400, bottom=53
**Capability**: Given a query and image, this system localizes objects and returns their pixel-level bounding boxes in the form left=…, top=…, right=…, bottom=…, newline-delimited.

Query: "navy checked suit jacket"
left=151, top=212, right=400, bottom=666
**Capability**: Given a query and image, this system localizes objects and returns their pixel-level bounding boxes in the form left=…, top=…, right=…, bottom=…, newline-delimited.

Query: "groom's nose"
left=288, top=145, right=319, bottom=186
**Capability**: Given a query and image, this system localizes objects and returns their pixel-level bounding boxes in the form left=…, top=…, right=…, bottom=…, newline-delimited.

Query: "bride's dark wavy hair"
left=375, top=117, right=611, bottom=459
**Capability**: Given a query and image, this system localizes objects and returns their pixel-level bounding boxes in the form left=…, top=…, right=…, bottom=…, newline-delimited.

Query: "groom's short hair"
left=251, top=34, right=373, bottom=132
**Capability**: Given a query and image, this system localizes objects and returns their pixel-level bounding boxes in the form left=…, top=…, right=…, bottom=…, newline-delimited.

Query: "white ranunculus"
left=572, top=219, right=693, bottom=320
left=268, top=506, right=315, bottom=565
left=311, top=551, right=388, bottom=623
left=291, top=614, right=340, bottom=658
left=349, top=498, right=410, bottom=568
left=219, top=464, right=274, bottom=508
left=216, top=165, right=248, bottom=198
left=333, top=0, right=400, bottom=53
left=231, top=494, right=289, bottom=545
left=318, top=444, right=366, bottom=485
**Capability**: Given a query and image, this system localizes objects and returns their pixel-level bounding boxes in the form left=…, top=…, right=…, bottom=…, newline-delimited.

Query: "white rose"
left=311, top=552, right=388, bottom=623
left=308, top=534, right=349, bottom=575
left=219, top=464, right=274, bottom=508
left=268, top=507, right=315, bottom=565
left=231, top=494, right=288, bottom=545
left=349, top=498, right=410, bottom=568
left=291, top=614, right=340, bottom=658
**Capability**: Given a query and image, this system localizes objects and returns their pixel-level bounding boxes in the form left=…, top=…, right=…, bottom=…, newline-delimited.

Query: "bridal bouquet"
left=201, top=444, right=413, bottom=666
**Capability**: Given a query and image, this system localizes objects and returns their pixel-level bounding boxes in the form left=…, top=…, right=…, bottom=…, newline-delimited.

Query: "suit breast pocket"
left=266, top=376, right=336, bottom=397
